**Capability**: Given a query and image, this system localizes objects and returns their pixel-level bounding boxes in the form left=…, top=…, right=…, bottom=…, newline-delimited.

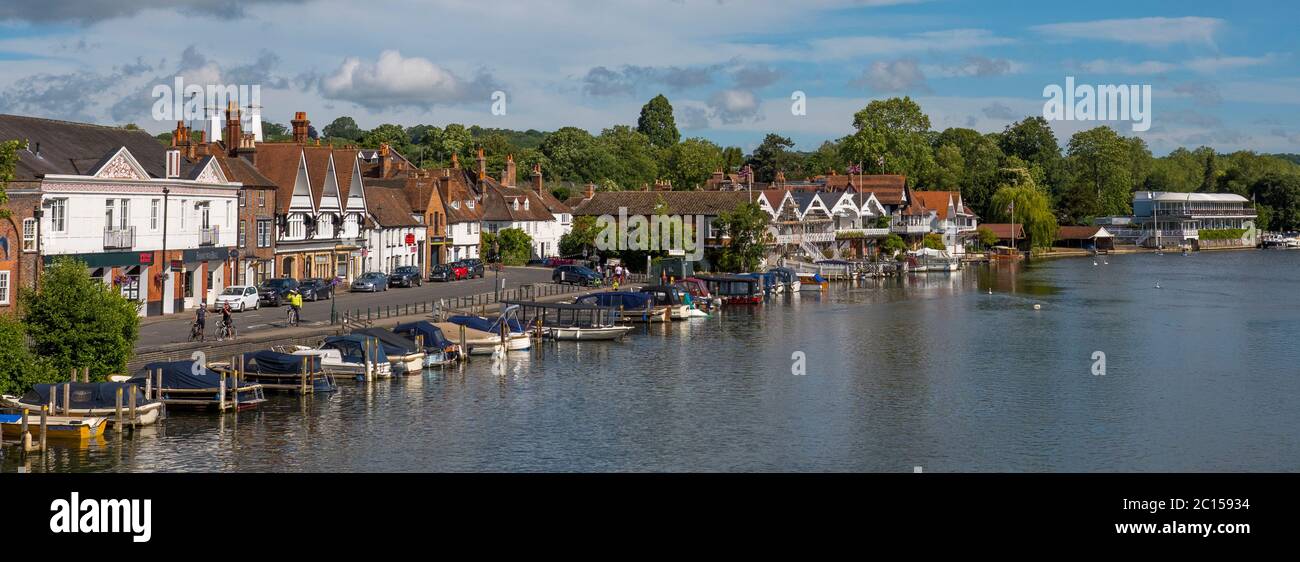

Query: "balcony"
left=774, top=232, right=835, bottom=244
left=103, top=226, right=135, bottom=249
left=891, top=223, right=930, bottom=235
left=834, top=228, right=891, bottom=239
left=200, top=226, right=220, bottom=246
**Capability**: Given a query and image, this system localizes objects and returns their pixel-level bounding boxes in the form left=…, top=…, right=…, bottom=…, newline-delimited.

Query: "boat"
left=0, top=413, right=108, bottom=442
left=2, top=382, right=162, bottom=427
left=674, top=278, right=722, bottom=310
left=434, top=322, right=505, bottom=355
left=767, top=267, right=801, bottom=292
left=990, top=245, right=1024, bottom=260
left=283, top=335, right=393, bottom=381
left=135, top=361, right=266, bottom=411
left=906, top=248, right=960, bottom=272
left=691, top=275, right=763, bottom=305
left=796, top=272, right=828, bottom=292
left=240, top=349, right=340, bottom=391
left=574, top=291, right=671, bottom=322
left=496, top=300, right=640, bottom=340
left=392, top=321, right=462, bottom=366
left=446, top=314, right=532, bottom=351
left=352, top=327, right=428, bottom=374
left=638, top=285, right=692, bottom=320
left=546, top=325, right=635, bottom=340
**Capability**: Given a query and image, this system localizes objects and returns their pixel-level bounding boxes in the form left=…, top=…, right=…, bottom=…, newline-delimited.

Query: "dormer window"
left=450, top=200, right=460, bottom=209
left=466, top=200, right=474, bottom=209
left=513, top=199, right=520, bottom=211
left=524, top=198, right=530, bottom=211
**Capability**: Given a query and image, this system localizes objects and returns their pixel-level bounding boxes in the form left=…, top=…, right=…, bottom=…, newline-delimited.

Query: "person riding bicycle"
left=220, top=301, right=234, bottom=339
left=193, top=305, right=207, bottom=340
left=288, top=288, right=304, bottom=325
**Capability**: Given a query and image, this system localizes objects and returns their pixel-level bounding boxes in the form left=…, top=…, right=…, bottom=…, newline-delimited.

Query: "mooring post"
left=39, top=406, right=48, bottom=452
left=83, top=366, right=90, bottom=383
left=115, top=387, right=124, bottom=429
left=128, top=387, right=137, bottom=428
left=218, top=372, right=227, bottom=411
left=62, top=383, right=70, bottom=416
left=20, top=408, right=29, bottom=443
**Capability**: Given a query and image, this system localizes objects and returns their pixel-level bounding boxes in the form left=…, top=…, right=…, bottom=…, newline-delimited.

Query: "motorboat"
left=135, top=360, right=266, bottom=411
left=691, top=275, right=764, bottom=305
left=239, top=350, right=339, bottom=392
left=0, top=412, right=107, bottom=442
left=638, top=285, right=692, bottom=320
left=767, top=267, right=801, bottom=292
left=434, top=322, right=505, bottom=356
left=2, top=382, right=162, bottom=427
left=446, top=314, right=532, bottom=351
left=796, top=272, right=828, bottom=292
left=393, top=321, right=462, bottom=366
left=574, top=291, right=671, bottom=322
left=352, top=327, right=428, bottom=374
left=545, top=325, right=635, bottom=340
left=275, top=335, right=391, bottom=382
left=674, top=278, right=722, bottom=310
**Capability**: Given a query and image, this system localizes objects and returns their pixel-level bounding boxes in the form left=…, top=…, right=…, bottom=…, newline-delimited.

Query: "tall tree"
left=636, top=94, right=681, bottom=149
left=840, top=96, right=935, bottom=186
left=322, top=116, right=364, bottom=141
left=931, top=127, right=1004, bottom=216
left=598, top=125, right=659, bottom=189
left=21, top=257, right=139, bottom=381
left=1062, top=126, right=1134, bottom=223
left=540, top=126, right=616, bottom=184
left=996, top=116, right=1066, bottom=197
left=662, top=137, right=724, bottom=190
left=714, top=202, right=770, bottom=272
left=989, top=168, right=1059, bottom=249
left=746, top=133, right=804, bottom=182
left=721, top=146, right=745, bottom=173
left=1251, top=172, right=1300, bottom=231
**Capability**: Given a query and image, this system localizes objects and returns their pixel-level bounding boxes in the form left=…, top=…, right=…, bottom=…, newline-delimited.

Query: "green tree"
left=322, top=116, right=364, bottom=141
left=989, top=168, right=1059, bottom=249
left=360, top=123, right=411, bottom=153
left=0, top=315, right=60, bottom=395
left=1062, top=126, right=1134, bottom=223
left=922, top=233, right=946, bottom=250
left=976, top=226, right=998, bottom=249
left=20, top=257, right=139, bottom=380
left=559, top=215, right=601, bottom=257
left=0, top=139, right=20, bottom=219
left=997, top=116, right=1066, bottom=198
left=597, top=125, right=658, bottom=189
left=636, top=94, right=681, bottom=149
left=840, top=96, right=935, bottom=187
left=931, top=128, right=1004, bottom=216
left=262, top=121, right=292, bottom=142
left=1144, top=147, right=1204, bottom=193
left=721, top=146, right=745, bottom=173
left=746, top=133, right=805, bottom=182
left=662, top=137, right=724, bottom=190
left=879, top=233, right=907, bottom=257
left=804, top=140, right=846, bottom=176
left=1253, top=172, right=1300, bottom=231
left=714, top=202, right=770, bottom=272
left=540, top=126, right=615, bottom=184
left=482, top=228, right=533, bottom=266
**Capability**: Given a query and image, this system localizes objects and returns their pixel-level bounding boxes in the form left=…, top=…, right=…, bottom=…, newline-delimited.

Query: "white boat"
left=546, top=325, right=635, bottom=341
left=2, top=383, right=163, bottom=427
left=796, top=273, right=828, bottom=292
left=434, top=322, right=518, bottom=355
left=279, top=334, right=394, bottom=380
left=684, top=307, right=709, bottom=318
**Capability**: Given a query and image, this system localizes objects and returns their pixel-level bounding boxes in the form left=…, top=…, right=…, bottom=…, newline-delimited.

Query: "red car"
left=451, top=265, right=469, bottom=280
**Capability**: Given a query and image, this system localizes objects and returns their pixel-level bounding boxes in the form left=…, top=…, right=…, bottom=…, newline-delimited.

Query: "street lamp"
left=32, top=207, right=44, bottom=285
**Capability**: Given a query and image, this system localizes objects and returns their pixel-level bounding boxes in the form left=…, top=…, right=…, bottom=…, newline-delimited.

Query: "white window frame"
left=49, top=198, right=67, bottom=232
left=22, top=218, right=36, bottom=252
left=0, top=271, right=9, bottom=305
left=150, top=199, right=160, bottom=231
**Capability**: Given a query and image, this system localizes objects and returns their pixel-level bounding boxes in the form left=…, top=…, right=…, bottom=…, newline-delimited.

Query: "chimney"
left=172, top=121, right=189, bottom=147
left=451, top=153, right=460, bottom=169
left=476, top=147, right=486, bottom=180
left=291, top=112, right=309, bottom=144
left=225, top=101, right=242, bottom=156
left=380, top=143, right=392, bottom=177
left=531, top=162, right=543, bottom=193
left=774, top=170, right=786, bottom=187
left=166, top=149, right=181, bottom=179
left=248, top=104, right=264, bottom=142
left=584, top=182, right=595, bottom=199
left=502, top=154, right=516, bottom=187
left=207, top=105, right=223, bottom=143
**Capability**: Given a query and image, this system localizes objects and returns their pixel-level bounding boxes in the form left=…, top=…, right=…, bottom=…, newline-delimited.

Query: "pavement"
left=137, top=266, right=556, bottom=346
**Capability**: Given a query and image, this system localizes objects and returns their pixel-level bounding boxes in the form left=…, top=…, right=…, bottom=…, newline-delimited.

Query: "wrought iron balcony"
left=200, top=225, right=220, bottom=246
left=103, top=226, right=135, bottom=249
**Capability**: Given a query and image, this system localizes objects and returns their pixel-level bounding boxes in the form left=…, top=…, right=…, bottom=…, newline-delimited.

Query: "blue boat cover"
left=575, top=291, right=653, bottom=309
left=321, top=334, right=389, bottom=364
left=243, top=350, right=323, bottom=374
left=19, top=382, right=150, bottom=409
left=447, top=315, right=526, bottom=334
left=352, top=328, right=421, bottom=356
left=393, top=321, right=454, bottom=350
left=132, top=361, right=227, bottom=389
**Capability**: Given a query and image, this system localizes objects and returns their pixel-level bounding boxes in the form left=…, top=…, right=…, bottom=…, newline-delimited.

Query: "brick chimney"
left=584, top=182, right=595, bottom=199
left=188, top=130, right=205, bottom=160
left=502, top=154, right=516, bottom=187
left=476, top=147, right=486, bottom=180
left=531, top=162, right=543, bottom=193
left=451, top=153, right=460, bottom=169
left=774, top=170, right=786, bottom=188
left=172, top=121, right=189, bottom=148
left=224, top=101, right=242, bottom=156
left=291, top=112, right=309, bottom=144
left=380, top=143, right=392, bottom=177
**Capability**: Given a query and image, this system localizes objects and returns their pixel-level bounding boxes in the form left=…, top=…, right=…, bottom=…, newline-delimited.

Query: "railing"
left=774, top=232, right=836, bottom=244
left=103, top=226, right=135, bottom=249
left=891, top=224, right=929, bottom=234
left=200, top=226, right=219, bottom=246
left=834, top=227, right=891, bottom=238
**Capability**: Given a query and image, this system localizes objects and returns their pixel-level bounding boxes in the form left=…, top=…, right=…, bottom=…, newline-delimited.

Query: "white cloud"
left=707, top=89, right=761, bottom=124
left=1032, top=17, right=1224, bottom=47
left=855, top=59, right=929, bottom=92
left=319, top=50, right=497, bottom=109
left=1072, top=59, right=1178, bottom=76
left=1185, top=53, right=1282, bottom=74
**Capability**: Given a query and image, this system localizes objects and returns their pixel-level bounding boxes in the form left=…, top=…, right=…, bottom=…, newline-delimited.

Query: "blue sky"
left=0, top=0, right=1296, bottom=155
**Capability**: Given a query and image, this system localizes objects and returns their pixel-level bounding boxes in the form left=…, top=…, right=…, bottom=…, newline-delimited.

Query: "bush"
left=20, top=257, right=139, bottom=381
left=1198, top=228, right=1246, bottom=241
left=0, top=314, right=61, bottom=395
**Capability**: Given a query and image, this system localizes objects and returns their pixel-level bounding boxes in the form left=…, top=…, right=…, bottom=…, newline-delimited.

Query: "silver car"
left=350, top=272, right=389, bottom=292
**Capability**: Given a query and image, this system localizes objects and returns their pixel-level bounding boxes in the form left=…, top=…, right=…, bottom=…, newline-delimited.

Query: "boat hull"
left=0, top=414, right=108, bottom=441
left=546, top=326, right=634, bottom=340
left=1, top=396, right=162, bottom=426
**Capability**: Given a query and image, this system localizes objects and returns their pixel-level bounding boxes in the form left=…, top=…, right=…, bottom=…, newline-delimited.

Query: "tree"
left=840, top=97, right=935, bottom=187
left=976, top=226, right=998, bottom=249
left=1062, top=126, right=1134, bottom=223
left=662, top=137, right=723, bottom=190
left=360, top=123, right=411, bottom=153
left=989, top=168, right=1059, bottom=249
left=322, top=116, right=364, bottom=142
left=559, top=215, right=600, bottom=257
left=482, top=228, right=533, bottom=266
left=1144, top=147, right=1204, bottom=193
left=0, top=314, right=60, bottom=395
left=721, top=146, right=744, bottom=173
left=597, top=125, right=658, bottom=189
left=997, top=116, right=1066, bottom=198
left=713, top=202, right=770, bottom=272
left=879, top=233, right=907, bottom=257
left=804, top=139, right=846, bottom=176
left=20, top=257, right=139, bottom=380
left=746, top=134, right=804, bottom=182
left=0, top=139, right=20, bottom=219
left=1253, top=172, right=1300, bottom=232
left=540, top=126, right=615, bottom=184
left=931, top=144, right=965, bottom=190
left=922, top=233, right=945, bottom=250
left=931, top=128, right=1004, bottom=216
left=636, top=94, right=681, bottom=149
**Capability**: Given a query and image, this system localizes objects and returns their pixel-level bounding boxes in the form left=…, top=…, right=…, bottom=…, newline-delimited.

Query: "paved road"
left=139, top=267, right=556, bottom=346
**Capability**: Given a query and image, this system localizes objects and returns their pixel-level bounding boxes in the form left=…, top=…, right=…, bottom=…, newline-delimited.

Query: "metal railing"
left=891, top=224, right=930, bottom=234
left=103, top=226, right=135, bottom=249
left=200, top=226, right=220, bottom=246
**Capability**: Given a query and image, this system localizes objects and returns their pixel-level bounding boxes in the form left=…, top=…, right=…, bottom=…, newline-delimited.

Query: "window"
left=239, top=190, right=247, bottom=207
left=179, top=200, right=187, bottom=229
left=226, top=201, right=232, bottom=228
left=257, top=191, right=266, bottom=208
left=22, top=218, right=36, bottom=251
left=150, top=199, right=160, bottom=230
left=0, top=271, right=8, bottom=305
left=257, top=219, right=272, bottom=247
left=120, top=266, right=140, bottom=301
left=200, top=201, right=211, bottom=229
left=49, top=199, right=67, bottom=232
left=239, top=220, right=247, bottom=248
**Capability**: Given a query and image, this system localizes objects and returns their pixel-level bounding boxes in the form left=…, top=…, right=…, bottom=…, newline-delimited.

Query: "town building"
left=1096, top=192, right=1258, bottom=249
left=439, top=154, right=483, bottom=263
left=893, top=190, right=978, bottom=256
left=478, top=154, right=568, bottom=259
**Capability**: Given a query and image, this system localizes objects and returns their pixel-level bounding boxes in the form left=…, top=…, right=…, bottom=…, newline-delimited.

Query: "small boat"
left=447, top=315, right=532, bottom=351
left=546, top=325, right=635, bottom=340
left=0, top=413, right=108, bottom=442
left=434, top=322, right=505, bottom=356
left=767, top=267, right=801, bottom=292
left=906, top=248, right=959, bottom=272
left=352, top=327, right=428, bottom=374
left=692, top=275, right=763, bottom=305
left=135, top=361, right=266, bottom=411
left=796, top=272, right=828, bottom=292
left=282, top=335, right=393, bottom=381
left=638, top=285, right=692, bottom=320
left=241, top=349, right=340, bottom=391
left=990, top=245, right=1023, bottom=260
left=393, top=321, right=462, bottom=366
left=574, top=291, right=671, bottom=322
left=2, top=382, right=162, bottom=427
left=674, top=278, right=722, bottom=310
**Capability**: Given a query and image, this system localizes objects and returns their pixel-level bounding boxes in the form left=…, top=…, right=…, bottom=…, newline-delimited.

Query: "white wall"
left=40, top=184, right=239, bottom=255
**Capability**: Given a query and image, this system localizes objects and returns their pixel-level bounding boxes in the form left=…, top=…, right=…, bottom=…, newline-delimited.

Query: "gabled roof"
left=1056, top=226, right=1112, bottom=240
left=251, top=143, right=305, bottom=211
left=980, top=223, right=1025, bottom=240
left=212, top=154, right=277, bottom=189
left=908, top=191, right=973, bottom=220
left=570, top=190, right=753, bottom=216
left=479, top=177, right=556, bottom=222
left=0, top=114, right=191, bottom=181
left=363, top=183, right=423, bottom=228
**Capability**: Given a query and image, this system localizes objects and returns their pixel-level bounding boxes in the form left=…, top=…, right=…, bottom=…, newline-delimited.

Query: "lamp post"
left=493, top=238, right=501, bottom=302
left=161, top=186, right=170, bottom=306
left=32, top=207, right=44, bottom=286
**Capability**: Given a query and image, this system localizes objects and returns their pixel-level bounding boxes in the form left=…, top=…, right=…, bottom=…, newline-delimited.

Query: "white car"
left=213, top=285, right=261, bottom=312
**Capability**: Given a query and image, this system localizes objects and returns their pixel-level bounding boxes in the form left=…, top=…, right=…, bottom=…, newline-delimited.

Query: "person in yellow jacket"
left=288, top=289, right=304, bottom=325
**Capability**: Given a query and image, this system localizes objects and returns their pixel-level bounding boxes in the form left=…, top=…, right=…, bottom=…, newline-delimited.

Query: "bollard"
left=39, top=406, right=48, bottom=452
left=62, top=383, right=71, bottom=416
left=115, top=388, right=124, bottom=429
left=219, top=372, right=227, bottom=411
left=20, top=408, right=29, bottom=443
left=128, top=387, right=137, bottom=428
left=83, top=366, right=90, bottom=383
left=144, top=374, right=152, bottom=401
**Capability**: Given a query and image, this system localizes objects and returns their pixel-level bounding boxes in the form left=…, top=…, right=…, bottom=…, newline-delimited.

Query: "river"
left=6, top=250, right=1299, bottom=472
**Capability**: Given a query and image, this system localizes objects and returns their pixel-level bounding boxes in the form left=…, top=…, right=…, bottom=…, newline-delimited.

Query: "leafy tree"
left=540, top=126, right=615, bottom=184
left=976, top=226, right=998, bottom=249
left=20, top=257, right=139, bottom=380
left=262, top=121, right=292, bottom=142
left=482, top=228, right=533, bottom=266
left=1253, top=172, right=1300, bottom=231
left=804, top=139, right=846, bottom=176
left=662, top=137, right=724, bottom=190
left=322, top=116, right=364, bottom=142
left=997, top=116, right=1066, bottom=198
left=989, top=168, right=1059, bottom=249
left=721, top=146, right=745, bottom=173
left=840, top=96, right=935, bottom=187
left=636, top=94, right=681, bottom=149
left=931, top=128, right=1004, bottom=216
left=1061, top=126, right=1134, bottom=223
left=597, top=125, right=658, bottom=189
left=0, top=139, right=20, bottom=219
left=1144, top=147, right=1204, bottom=193
left=559, top=215, right=600, bottom=257
left=714, top=202, right=770, bottom=272
left=0, top=314, right=60, bottom=395
left=922, top=232, right=946, bottom=250
left=360, top=123, right=411, bottom=153
left=746, top=134, right=805, bottom=182
left=931, top=144, right=964, bottom=190
left=879, top=233, right=907, bottom=257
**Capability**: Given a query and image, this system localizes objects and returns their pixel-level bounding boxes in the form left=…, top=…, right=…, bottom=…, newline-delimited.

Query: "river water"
left=6, top=250, right=1299, bottom=472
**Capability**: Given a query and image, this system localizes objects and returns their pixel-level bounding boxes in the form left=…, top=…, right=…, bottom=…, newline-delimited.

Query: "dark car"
left=388, top=266, right=423, bottom=288
left=258, top=277, right=299, bottom=306
left=455, top=259, right=485, bottom=278
left=300, top=278, right=335, bottom=301
left=429, top=263, right=461, bottom=282
left=351, top=272, right=389, bottom=292
left=552, top=265, right=602, bottom=286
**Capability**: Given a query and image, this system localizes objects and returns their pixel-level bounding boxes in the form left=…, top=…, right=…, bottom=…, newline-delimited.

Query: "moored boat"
left=574, top=291, right=671, bottom=322
left=136, top=361, right=266, bottom=411
left=692, top=275, right=764, bottom=305
left=0, top=413, right=107, bottom=442
left=2, top=382, right=162, bottom=427
left=796, top=272, right=828, bottom=292
left=240, top=349, right=340, bottom=391
left=447, top=315, right=532, bottom=351
left=433, top=322, right=505, bottom=356
left=392, top=321, right=462, bottom=366
left=352, top=327, right=428, bottom=374
left=281, top=335, right=392, bottom=381
left=546, top=325, right=635, bottom=340
left=638, top=285, right=692, bottom=320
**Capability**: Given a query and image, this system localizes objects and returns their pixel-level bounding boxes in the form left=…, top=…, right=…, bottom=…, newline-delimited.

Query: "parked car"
left=300, top=278, right=335, bottom=301
left=351, top=272, right=389, bottom=292
left=259, top=277, right=300, bottom=306
left=213, top=285, right=260, bottom=312
left=389, top=266, right=423, bottom=288
left=455, top=259, right=485, bottom=278
left=429, top=263, right=468, bottom=282
left=553, top=265, right=602, bottom=286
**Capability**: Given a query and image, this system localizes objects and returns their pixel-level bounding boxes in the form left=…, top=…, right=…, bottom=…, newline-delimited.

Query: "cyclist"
left=193, top=305, right=207, bottom=341
left=219, top=301, right=235, bottom=340
left=288, top=288, right=304, bottom=326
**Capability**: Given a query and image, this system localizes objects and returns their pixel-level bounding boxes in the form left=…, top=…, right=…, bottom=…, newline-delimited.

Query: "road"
left=138, top=267, right=556, bottom=346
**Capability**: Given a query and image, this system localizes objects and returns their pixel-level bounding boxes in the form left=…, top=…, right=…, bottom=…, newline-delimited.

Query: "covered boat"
left=393, top=321, right=461, bottom=365
left=574, top=291, right=670, bottom=322
left=2, top=382, right=162, bottom=426
left=767, top=267, right=801, bottom=292
left=692, top=275, right=763, bottom=304
left=433, top=322, right=504, bottom=356
left=796, top=272, right=828, bottom=292
left=352, top=328, right=427, bottom=374
left=446, top=315, right=531, bottom=351
left=135, top=361, right=266, bottom=411
left=241, top=350, right=339, bottom=391
left=638, top=285, right=691, bottom=320
left=675, top=278, right=721, bottom=310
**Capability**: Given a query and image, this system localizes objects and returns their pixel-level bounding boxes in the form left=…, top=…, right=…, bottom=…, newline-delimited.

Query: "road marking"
left=247, top=324, right=269, bottom=329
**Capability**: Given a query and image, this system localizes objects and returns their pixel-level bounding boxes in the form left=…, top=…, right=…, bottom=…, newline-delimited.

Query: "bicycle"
left=190, top=320, right=205, bottom=342
left=217, top=319, right=235, bottom=341
left=286, top=306, right=301, bottom=327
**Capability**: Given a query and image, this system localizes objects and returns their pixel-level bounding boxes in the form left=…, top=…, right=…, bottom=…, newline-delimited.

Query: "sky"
left=0, top=0, right=1296, bottom=155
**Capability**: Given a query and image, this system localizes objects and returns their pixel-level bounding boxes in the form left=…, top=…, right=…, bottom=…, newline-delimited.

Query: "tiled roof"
left=1056, top=226, right=1109, bottom=240
left=0, top=114, right=185, bottom=180
left=479, top=177, right=556, bottom=222
left=910, top=191, right=962, bottom=220
left=213, top=153, right=276, bottom=189
left=980, top=223, right=1025, bottom=240
left=570, top=190, right=753, bottom=216
left=363, top=183, right=422, bottom=228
